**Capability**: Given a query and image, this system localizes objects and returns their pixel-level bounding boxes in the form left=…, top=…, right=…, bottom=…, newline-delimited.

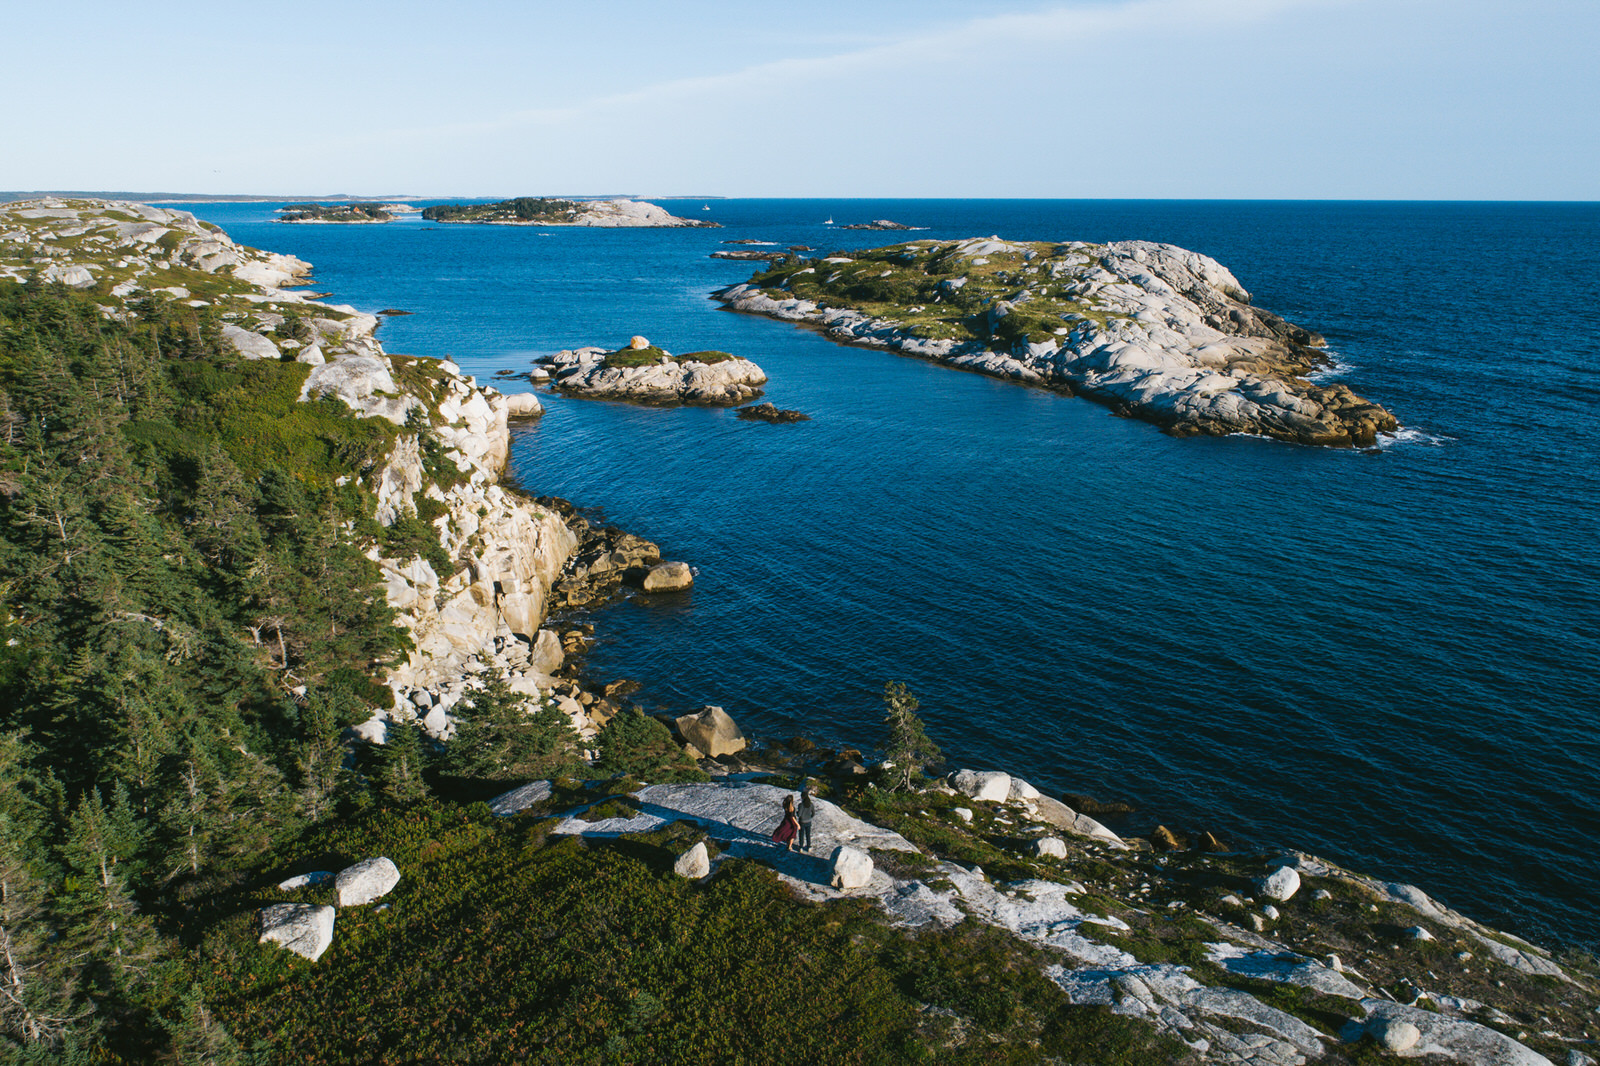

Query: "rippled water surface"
left=192, top=199, right=1600, bottom=949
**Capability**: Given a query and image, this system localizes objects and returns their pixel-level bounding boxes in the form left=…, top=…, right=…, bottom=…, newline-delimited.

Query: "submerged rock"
left=736, top=402, right=810, bottom=423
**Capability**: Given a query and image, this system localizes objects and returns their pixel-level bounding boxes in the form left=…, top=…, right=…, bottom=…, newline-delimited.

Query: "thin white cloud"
left=378, top=0, right=1347, bottom=145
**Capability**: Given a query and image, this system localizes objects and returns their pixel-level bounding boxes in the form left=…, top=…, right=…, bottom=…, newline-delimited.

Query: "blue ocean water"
left=189, top=199, right=1600, bottom=951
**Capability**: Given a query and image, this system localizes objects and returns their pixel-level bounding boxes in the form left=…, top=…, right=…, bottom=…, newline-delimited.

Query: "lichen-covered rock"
left=259, top=903, right=335, bottom=961
left=488, top=779, right=553, bottom=816
left=335, top=857, right=400, bottom=906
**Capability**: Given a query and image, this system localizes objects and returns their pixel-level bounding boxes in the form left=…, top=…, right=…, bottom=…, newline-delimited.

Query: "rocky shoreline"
left=716, top=237, right=1398, bottom=447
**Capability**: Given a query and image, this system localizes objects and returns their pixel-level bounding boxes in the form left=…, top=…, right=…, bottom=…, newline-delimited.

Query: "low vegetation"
left=421, top=198, right=582, bottom=224
left=746, top=239, right=1128, bottom=349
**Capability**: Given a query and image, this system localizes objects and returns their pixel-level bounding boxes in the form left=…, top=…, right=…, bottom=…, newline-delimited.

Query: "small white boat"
left=824, top=216, right=834, bottom=225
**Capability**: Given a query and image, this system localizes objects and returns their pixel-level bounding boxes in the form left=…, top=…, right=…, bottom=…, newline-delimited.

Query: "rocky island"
left=421, top=196, right=719, bottom=228
left=2, top=201, right=1593, bottom=1066
left=717, top=237, right=1398, bottom=447
left=277, top=202, right=418, bottom=223
left=543, top=335, right=768, bottom=405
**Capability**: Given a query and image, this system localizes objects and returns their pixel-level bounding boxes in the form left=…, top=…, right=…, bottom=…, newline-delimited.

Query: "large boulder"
left=643, top=561, right=693, bottom=591
left=1030, top=796, right=1127, bottom=849
left=674, top=841, right=711, bottom=879
left=335, top=857, right=401, bottom=906
left=502, top=392, right=543, bottom=417
left=830, top=846, right=874, bottom=890
left=259, top=903, right=335, bottom=961
left=949, top=769, right=1012, bottom=803
left=222, top=324, right=281, bottom=361
left=1258, top=865, right=1302, bottom=902
left=674, top=705, right=746, bottom=758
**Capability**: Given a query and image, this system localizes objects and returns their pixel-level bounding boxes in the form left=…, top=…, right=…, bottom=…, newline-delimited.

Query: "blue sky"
left=6, top=0, right=1596, bottom=199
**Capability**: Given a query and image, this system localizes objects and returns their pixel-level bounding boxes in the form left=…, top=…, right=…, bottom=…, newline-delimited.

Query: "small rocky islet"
left=717, top=236, right=1399, bottom=447
left=540, top=335, right=768, bottom=405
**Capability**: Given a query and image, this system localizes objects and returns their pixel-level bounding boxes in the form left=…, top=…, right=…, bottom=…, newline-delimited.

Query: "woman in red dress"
left=772, top=794, right=800, bottom=850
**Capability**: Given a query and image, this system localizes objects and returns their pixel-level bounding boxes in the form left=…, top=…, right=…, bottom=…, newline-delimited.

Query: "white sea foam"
left=1376, top=427, right=1453, bottom=448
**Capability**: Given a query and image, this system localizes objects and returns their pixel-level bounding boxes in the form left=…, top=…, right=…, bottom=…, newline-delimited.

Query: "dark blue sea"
left=182, top=199, right=1600, bottom=952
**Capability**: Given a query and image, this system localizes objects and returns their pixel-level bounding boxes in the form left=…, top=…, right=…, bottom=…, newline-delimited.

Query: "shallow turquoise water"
left=190, top=198, right=1600, bottom=949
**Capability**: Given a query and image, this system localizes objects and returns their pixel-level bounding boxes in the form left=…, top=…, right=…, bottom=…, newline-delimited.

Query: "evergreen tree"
left=376, top=720, right=431, bottom=806
left=439, top=679, right=578, bottom=782
left=881, top=681, right=942, bottom=791
left=594, top=708, right=705, bottom=783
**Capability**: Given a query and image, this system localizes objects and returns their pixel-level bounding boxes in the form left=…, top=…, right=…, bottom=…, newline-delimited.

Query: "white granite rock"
left=830, top=845, right=874, bottom=890
left=1356, top=1001, right=1554, bottom=1065
left=1258, top=865, right=1302, bottom=901
left=674, top=841, right=711, bottom=879
left=1008, top=777, right=1041, bottom=802
left=335, top=857, right=400, bottom=906
left=259, top=903, right=335, bottom=961
left=950, top=769, right=1012, bottom=803
left=1032, top=837, right=1068, bottom=859
left=277, top=871, right=333, bottom=891
left=222, top=324, right=281, bottom=361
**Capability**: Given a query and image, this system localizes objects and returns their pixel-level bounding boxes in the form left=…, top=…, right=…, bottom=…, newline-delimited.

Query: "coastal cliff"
left=0, top=197, right=595, bottom=745
left=717, top=237, right=1398, bottom=446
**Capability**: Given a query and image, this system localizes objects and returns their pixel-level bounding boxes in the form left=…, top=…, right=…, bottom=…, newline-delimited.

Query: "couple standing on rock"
left=772, top=783, right=815, bottom=852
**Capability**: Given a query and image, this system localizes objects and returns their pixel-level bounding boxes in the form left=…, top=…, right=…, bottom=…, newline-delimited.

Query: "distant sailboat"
left=703, top=205, right=710, bottom=211
left=824, top=216, right=834, bottom=225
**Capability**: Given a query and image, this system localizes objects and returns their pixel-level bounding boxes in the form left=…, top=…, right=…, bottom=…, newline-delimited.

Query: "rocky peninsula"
left=716, top=237, right=1398, bottom=447
left=421, top=196, right=718, bottom=228
left=277, top=202, right=418, bottom=223
left=542, top=335, right=767, bottom=405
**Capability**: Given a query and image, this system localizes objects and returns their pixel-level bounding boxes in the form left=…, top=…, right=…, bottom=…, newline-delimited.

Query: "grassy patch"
left=190, top=807, right=1190, bottom=1065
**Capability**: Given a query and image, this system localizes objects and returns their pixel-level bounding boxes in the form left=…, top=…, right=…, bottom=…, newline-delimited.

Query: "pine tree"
left=377, top=720, right=431, bottom=806
left=440, top=679, right=578, bottom=781
left=881, top=681, right=942, bottom=791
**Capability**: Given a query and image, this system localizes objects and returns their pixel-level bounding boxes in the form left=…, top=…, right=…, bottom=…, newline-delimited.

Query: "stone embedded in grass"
left=1032, top=837, right=1068, bottom=859
left=336, top=857, right=401, bottom=907
left=260, top=903, right=335, bottom=962
left=1258, top=865, right=1302, bottom=902
left=1369, top=1017, right=1422, bottom=1052
left=674, top=841, right=711, bottom=879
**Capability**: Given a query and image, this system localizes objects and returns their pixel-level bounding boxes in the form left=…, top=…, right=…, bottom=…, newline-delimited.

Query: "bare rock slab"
left=259, top=903, right=335, bottom=962
left=336, top=856, right=401, bottom=906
